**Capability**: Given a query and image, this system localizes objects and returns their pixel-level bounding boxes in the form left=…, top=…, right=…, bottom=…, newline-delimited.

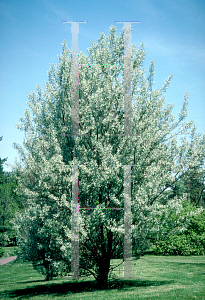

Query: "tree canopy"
left=11, top=25, right=205, bottom=288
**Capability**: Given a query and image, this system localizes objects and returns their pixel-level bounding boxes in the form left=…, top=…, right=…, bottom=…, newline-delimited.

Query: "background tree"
left=0, top=136, right=8, bottom=247
left=0, top=137, right=22, bottom=247
left=182, top=162, right=205, bottom=207
left=12, top=25, right=205, bottom=289
left=0, top=138, right=23, bottom=247
left=150, top=144, right=205, bottom=255
left=161, top=142, right=205, bottom=207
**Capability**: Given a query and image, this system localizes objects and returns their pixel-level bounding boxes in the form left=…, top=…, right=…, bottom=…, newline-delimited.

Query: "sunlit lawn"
left=1, top=246, right=18, bottom=259
left=0, top=247, right=204, bottom=299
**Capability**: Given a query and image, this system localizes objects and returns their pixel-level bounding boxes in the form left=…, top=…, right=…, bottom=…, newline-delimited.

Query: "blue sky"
left=0, top=0, right=205, bottom=172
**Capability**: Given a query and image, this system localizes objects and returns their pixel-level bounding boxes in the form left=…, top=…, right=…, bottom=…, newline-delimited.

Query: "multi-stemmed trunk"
left=95, top=226, right=113, bottom=289
left=96, top=258, right=110, bottom=289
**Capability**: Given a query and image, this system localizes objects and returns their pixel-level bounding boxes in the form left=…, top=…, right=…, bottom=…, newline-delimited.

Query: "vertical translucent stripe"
left=71, top=22, right=79, bottom=54
left=71, top=165, right=79, bottom=279
left=123, top=165, right=132, bottom=278
left=71, top=22, right=79, bottom=136
left=123, top=23, right=133, bottom=136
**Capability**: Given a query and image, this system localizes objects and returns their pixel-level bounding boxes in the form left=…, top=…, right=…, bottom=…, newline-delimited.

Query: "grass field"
left=0, top=247, right=204, bottom=299
left=1, top=246, right=18, bottom=258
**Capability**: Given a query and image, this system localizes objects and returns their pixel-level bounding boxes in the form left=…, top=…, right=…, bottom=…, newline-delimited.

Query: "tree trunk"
left=96, top=259, right=110, bottom=289
left=45, top=268, right=54, bottom=281
left=95, top=229, right=113, bottom=289
left=43, top=255, right=54, bottom=281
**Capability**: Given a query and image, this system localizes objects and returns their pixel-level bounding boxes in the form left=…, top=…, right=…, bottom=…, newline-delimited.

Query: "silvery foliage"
left=11, top=25, right=204, bottom=279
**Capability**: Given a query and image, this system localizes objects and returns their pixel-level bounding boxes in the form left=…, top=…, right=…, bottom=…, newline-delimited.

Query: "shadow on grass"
left=162, top=261, right=205, bottom=266
left=1, top=278, right=174, bottom=298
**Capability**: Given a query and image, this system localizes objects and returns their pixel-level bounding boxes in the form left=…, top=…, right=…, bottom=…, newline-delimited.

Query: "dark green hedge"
left=152, top=210, right=205, bottom=256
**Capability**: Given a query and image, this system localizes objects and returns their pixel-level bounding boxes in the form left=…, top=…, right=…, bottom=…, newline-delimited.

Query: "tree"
left=162, top=140, right=205, bottom=207
left=159, top=162, right=205, bottom=208
left=0, top=136, right=7, bottom=183
left=12, top=25, right=205, bottom=289
left=0, top=137, right=23, bottom=246
left=182, top=162, right=205, bottom=207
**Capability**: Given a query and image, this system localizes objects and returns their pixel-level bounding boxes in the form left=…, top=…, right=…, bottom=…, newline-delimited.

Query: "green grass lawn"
left=1, top=246, right=18, bottom=258
left=0, top=247, right=204, bottom=299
